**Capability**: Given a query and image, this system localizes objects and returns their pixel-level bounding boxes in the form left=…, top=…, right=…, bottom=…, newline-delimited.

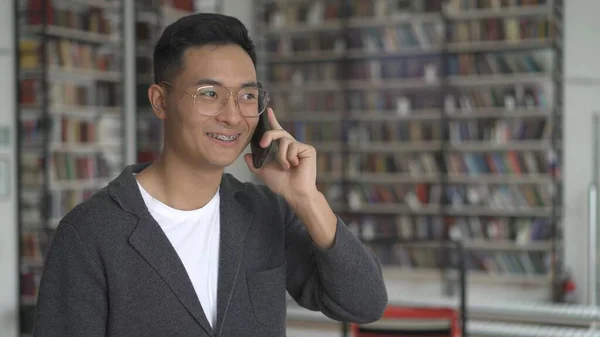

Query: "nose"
left=215, top=94, right=243, bottom=126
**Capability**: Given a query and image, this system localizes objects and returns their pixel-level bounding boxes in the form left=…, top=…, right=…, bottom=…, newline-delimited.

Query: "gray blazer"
left=32, top=163, right=388, bottom=337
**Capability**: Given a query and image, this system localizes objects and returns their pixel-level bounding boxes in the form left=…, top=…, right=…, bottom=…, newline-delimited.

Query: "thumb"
left=244, top=153, right=261, bottom=174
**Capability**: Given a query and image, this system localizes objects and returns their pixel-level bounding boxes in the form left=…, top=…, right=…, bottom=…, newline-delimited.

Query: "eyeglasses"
left=161, top=81, right=269, bottom=118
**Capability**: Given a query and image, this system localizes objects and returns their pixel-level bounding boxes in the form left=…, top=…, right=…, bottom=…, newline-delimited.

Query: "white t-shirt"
left=136, top=181, right=220, bottom=328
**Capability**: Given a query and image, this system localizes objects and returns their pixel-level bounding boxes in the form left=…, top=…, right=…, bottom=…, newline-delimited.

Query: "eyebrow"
left=192, top=78, right=259, bottom=88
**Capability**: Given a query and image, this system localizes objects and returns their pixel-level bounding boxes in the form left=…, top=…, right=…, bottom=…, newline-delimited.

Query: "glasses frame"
left=160, top=81, right=269, bottom=118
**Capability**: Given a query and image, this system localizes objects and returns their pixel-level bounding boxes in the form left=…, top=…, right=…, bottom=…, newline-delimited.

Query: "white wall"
left=0, top=0, right=18, bottom=336
left=563, top=0, right=600, bottom=305
left=221, top=0, right=258, bottom=183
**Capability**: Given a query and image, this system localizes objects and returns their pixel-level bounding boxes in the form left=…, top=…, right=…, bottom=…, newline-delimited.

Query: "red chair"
left=351, top=305, right=461, bottom=337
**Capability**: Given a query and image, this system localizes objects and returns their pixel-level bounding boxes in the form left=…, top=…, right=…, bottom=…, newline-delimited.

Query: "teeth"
left=207, top=133, right=238, bottom=142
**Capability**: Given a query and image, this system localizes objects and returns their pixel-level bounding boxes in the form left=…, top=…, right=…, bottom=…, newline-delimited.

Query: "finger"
left=267, top=108, right=283, bottom=130
left=261, top=129, right=294, bottom=148
left=287, top=142, right=301, bottom=167
left=277, top=138, right=294, bottom=169
left=291, top=142, right=316, bottom=164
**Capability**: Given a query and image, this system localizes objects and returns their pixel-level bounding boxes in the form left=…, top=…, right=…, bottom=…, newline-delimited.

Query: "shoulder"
left=58, top=186, right=135, bottom=243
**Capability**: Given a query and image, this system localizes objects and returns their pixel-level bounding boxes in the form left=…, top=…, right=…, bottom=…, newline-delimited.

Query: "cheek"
left=246, top=118, right=259, bottom=134
left=176, top=112, right=210, bottom=142
left=175, top=99, right=198, bottom=121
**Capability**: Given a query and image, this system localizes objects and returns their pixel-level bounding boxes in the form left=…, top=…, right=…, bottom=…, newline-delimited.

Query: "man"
left=33, top=13, right=388, bottom=337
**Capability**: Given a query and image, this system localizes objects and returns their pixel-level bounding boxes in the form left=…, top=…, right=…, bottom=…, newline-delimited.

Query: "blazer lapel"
left=129, top=216, right=214, bottom=336
left=108, top=163, right=214, bottom=336
left=214, top=176, right=253, bottom=333
left=108, top=164, right=254, bottom=336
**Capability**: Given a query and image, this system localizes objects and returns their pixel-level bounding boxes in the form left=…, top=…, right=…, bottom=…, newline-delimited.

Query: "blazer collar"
left=107, top=162, right=255, bottom=219
left=107, top=163, right=254, bottom=336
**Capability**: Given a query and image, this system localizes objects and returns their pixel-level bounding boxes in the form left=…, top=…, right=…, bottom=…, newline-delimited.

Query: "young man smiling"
left=32, top=13, right=388, bottom=337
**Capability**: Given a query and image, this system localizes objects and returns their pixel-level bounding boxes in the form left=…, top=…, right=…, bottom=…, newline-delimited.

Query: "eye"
left=242, top=93, right=256, bottom=100
left=240, top=88, right=260, bottom=101
left=199, top=88, right=218, bottom=99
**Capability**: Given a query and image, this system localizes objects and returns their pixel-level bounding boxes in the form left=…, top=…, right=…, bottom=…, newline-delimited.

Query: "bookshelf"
left=16, top=0, right=126, bottom=334
left=255, top=0, right=563, bottom=304
left=135, top=0, right=195, bottom=163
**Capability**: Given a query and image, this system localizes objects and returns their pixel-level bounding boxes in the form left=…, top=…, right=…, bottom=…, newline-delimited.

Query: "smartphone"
left=250, top=83, right=272, bottom=169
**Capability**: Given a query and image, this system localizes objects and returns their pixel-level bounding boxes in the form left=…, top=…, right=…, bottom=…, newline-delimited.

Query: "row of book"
left=137, top=18, right=160, bottom=43
left=314, top=151, right=556, bottom=176
left=20, top=80, right=80, bottom=107
left=21, top=232, right=49, bottom=260
left=267, top=51, right=551, bottom=84
left=449, top=51, right=552, bottom=77
left=318, top=181, right=554, bottom=209
left=447, top=119, right=554, bottom=142
left=446, top=0, right=549, bottom=11
left=52, top=117, right=122, bottom=145
left=20, top=153, right=43, bottom=187
left=19, top=80, right=119, bottom=107
left=21, top=185, right=101, bottom=226
left=21, top=115, right=123, bottom=147
left=19, top=38, right=117, bottom=72
left=269, top=84, right=549, bottom=113
left=50, top=152, right=113, bottom=182
left=343, top=214, right=551, bottom=242
left=370, top=245, right=549, bottom=275
left=137, top=118, right=163, bottom=149
left=50, top=189, right=97, bottom=220
left=444, top=85, right=549, bottom=112
left=26, top=0, right=113, bottom=34
left=450, top=216, right=551, bottom=242
left=269, top=57, right=447, bottom=83
left=448, top=17, right=552, bottom=44
left=20, top=118, right=46, bottom=146
left=282, top=119, right=553, bottom=143
left=21, top=179, right=118, bottom=223
left=267, top=16, right=551, bottom=57
left=21, top=271, right=41, bottom=299
left=445, top=151, right=559, bottom=176
left=263, top=0, right=444, bottom=28
left=267, top=22, right=443, bottom=55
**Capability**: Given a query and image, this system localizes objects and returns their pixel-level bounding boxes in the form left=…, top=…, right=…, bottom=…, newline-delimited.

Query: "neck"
left=136, top=148, right=223, bottom=211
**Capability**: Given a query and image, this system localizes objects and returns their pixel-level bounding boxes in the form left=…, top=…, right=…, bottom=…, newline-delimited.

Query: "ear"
left=148, top=84, right=167, bottom=120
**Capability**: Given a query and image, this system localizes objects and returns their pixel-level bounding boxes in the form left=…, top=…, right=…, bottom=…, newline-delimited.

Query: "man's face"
left=159, top=44, right=259, bottom=168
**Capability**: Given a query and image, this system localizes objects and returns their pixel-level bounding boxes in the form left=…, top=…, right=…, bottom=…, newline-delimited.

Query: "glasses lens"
left=194, top=85, right=269, bottom=117
left=194, top=85, right=228, bottom=116
left=238, top=88, right=268, bottom=117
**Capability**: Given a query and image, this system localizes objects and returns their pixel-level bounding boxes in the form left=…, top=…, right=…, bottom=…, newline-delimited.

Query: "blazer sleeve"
left=33, top=221, right=108, bottom=337
left=281, top=197, right=388, bottom=323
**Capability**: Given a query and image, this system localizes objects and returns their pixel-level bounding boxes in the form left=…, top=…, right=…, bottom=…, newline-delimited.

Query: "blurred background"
left=2, top=0, right=600, bottom=336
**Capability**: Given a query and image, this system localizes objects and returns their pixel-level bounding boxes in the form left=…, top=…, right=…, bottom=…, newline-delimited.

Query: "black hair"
left=153, top=13, right=257, bottom=84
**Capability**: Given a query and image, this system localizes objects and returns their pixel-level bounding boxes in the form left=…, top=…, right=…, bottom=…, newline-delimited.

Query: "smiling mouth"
left=206, top=132, right=240, bottom=143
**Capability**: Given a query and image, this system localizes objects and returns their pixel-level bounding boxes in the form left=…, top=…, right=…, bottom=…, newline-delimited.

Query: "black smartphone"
left=250, top=83, right=272, bottom=169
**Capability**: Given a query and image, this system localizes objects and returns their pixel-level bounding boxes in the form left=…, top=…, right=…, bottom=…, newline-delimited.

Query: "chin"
left=206, top=156, right=239, bottom=168
left=201, top=146, right=245, bottom=168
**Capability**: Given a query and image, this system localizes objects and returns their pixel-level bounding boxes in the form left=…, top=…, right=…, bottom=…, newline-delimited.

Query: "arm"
left=33, top=221, right=108, bottom=337
left=282, top=191, right=388, bottom=324
left=243, top=108, right=387, bottom=322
